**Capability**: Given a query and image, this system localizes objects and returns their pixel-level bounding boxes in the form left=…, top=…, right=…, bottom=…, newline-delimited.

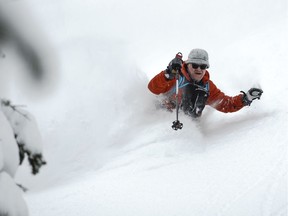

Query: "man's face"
left=187, top=63, right=207, bottom=82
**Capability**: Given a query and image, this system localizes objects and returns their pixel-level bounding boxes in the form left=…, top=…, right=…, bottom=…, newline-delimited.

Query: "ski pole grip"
left=175, top=52, right=183, bottom=60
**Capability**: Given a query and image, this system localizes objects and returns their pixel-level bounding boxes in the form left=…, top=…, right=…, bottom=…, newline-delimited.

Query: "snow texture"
left=1, top=101, right=43, bottom=154
left=1, top=1, right=53, bottom=215
left=1, top=0, right=288, bottom=216
left=0, top=172, right=28, bottom=216
left=0, top=109, right=19, bottom=177
left=0, top=100, right=44, bottom=216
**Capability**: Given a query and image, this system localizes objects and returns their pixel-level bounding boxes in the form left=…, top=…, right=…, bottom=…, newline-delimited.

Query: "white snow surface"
left=0, top=172, right=28, bottom=216
left=1, top=0, right=286, bottom=215
left=1, top=102, right=43, bottom=154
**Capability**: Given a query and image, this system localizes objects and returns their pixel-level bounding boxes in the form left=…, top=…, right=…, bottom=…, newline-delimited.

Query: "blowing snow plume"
left=0, top=1, right=58, bottom=98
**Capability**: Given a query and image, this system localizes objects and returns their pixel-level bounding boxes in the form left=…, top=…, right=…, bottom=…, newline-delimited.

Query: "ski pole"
left=172, top=53, right=183, bottom=130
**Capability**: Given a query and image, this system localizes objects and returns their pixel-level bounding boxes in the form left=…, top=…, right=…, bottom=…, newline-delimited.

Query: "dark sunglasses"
left=191, top=63, right=207, bottom=70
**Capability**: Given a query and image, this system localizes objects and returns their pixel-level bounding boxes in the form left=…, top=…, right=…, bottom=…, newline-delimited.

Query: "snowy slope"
left=6, top=0, right=287, bottom=215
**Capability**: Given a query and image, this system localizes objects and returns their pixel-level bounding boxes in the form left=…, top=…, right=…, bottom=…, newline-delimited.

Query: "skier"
left=148, top=49, right=263, bottom=118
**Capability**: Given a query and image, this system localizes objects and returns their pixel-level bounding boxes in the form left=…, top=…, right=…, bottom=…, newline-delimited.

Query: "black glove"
left=241, top=88, right=263, bottom=106
left=164, top=52, right=183, bottom=80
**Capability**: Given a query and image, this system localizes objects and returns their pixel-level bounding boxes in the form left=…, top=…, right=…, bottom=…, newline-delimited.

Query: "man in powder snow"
left=148, top=49, right=263, bottom=118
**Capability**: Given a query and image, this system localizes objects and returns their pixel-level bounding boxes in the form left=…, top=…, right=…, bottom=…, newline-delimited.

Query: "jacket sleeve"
left=207, top=80, right=245, bottom=113
left=148, top=71, right=176, bottom=95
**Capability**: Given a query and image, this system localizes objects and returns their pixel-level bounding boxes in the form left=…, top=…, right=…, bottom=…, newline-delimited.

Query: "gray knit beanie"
left=185, top=49, right=210, bottom=68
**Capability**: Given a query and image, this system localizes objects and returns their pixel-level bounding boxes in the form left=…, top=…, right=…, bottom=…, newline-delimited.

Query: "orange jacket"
left=148, top=64, right=245, bottom=113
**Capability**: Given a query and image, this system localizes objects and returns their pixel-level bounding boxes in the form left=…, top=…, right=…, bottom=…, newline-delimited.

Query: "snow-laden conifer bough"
left=0, top=99, right=46, bottom=216
left=0, top=1, right=57, bottom=215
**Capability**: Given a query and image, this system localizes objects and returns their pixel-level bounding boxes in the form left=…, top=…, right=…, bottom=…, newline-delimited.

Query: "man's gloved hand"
left=242, top=88, right=263, bottom=106
left=165, top=52, right=183, bottom=80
